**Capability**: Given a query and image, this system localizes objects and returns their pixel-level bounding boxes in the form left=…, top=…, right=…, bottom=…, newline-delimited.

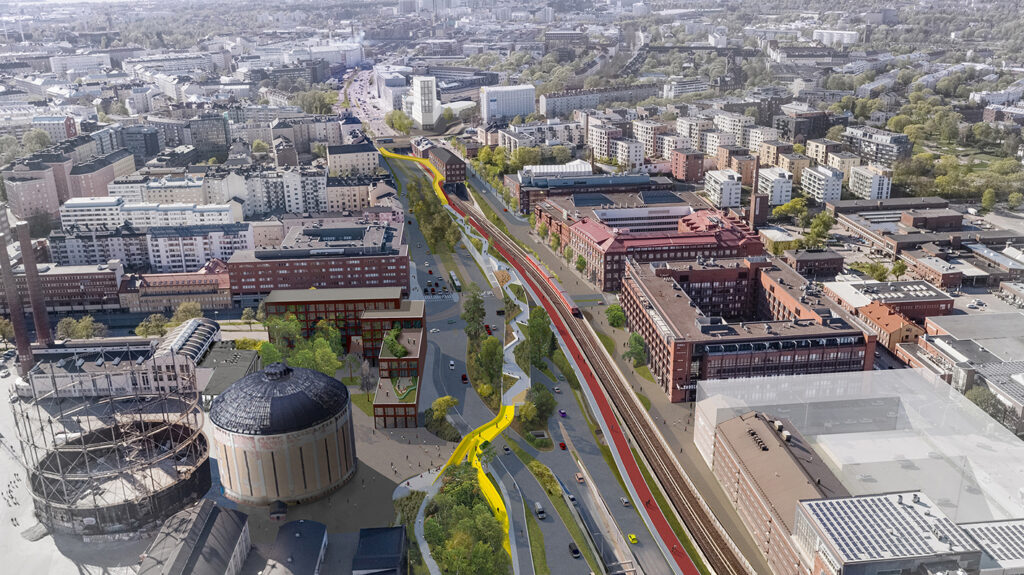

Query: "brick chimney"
left=0, top=232, right=34, bottom=375
left=16, top=222, right=51, bottom=346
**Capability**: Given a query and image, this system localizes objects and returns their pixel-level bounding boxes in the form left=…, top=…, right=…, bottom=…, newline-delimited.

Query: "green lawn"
left=507, top=441, right=601, bottom=574
left=348, top=388, right=375, bottom=418
left=596, top=331, right=616, bottom=355
left=508, top=283, right=527, bottom=301
left=631, top=448, right=711, bottom=575
left=635, top=391, right=652, bottom=411
left=438, top=252, right=462, bottom=284
left=551, top=348, right=581, bottom=391
left=571, top=389, right=628, bottom=494
left=524, top=504, right=551, bottom=575
left=636, top=364, right=655, bottom=383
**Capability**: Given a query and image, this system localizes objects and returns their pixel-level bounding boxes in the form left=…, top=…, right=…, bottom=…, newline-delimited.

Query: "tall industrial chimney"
left=16, top=221, right=51, bottom=346
left=0, top=232, right=34, bottom=375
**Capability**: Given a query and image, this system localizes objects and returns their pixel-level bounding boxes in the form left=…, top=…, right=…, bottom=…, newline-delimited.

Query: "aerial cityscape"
left=2, top=0, right=1024, bottom=574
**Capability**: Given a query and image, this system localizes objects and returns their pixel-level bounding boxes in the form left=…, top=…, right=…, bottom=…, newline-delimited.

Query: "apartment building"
left=50, top=224, right=151, bottom=268
left=31, top=116, right=77, bottom=142
left=800, top=165, right=843, bottom=204
left=826, top=151, right=861, bottom=181
left=326, top=143, right=380, bottom=176
left=676, top=116, right=714, bottom=150
left=671, top=148, right=704, bottom=182
left=662, top=77, right=710, bottom=98
left=538, top=84, right=660, bottom=118
left=805, top=138, right=843, bottom=165
left=480, top=84, right=536, bottom=123
left=325, top=176, right=374, bottom=212
left=777, top=153, right=811, bottom=184
left=60, top=197, right=238, bottom=228
left=428, top=147, right=466, bottom=184
left=0, top=259, right=124, bottom=315
left=757, top=140, right=794, bottom=168
left=632, top=119, right=669, bottom=158
left=67, top=149, right=137, bottom=199
left=848, top=163, right=892, bottom=200
left=756, top=167, right=793, bottom=206
left=587, top=124, right=622, bottom=160
left=496, top=120, right=585, bottom=153
left=842, top=125, right=912, bottom=166
left=611, top=138, right=644, bottom=171
left=2, top=161, right=60, bottom=222
left=146, top=223, right=254, bottom=273
left=408, top=76, right=441, bottom=128
left=243, top=167, right=328, bottom=215
left=711, top=111, right=755, bottom=145
left=704, top=169, right=743, bottom=208
left=703, top=131, right=735, bottom=156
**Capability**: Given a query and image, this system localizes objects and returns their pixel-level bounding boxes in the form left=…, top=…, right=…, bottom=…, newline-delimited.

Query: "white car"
left=449, top=360, right=455, bottom=370
left=430, top=328, right=440, bottom=334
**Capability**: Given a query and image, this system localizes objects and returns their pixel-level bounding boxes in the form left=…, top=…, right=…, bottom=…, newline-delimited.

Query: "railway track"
left=452, top=196, right=751, bottom=575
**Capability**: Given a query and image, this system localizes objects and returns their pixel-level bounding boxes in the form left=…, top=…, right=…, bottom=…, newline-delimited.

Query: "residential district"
left=2, top=1, right=1024, bottom=574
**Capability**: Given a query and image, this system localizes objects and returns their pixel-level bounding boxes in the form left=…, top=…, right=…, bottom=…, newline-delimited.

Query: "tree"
left=826, top=125, right=846, bottom=141
left=526, top=307, right=554, bottom=367
left=537, top=222, right=548, bottom=239
left=265, top=313, right=302, bottom=347
left=359, top=360, right=375, bottom=399
left=891, top=260, right=908, bottom=280
left=256, top=301, right=266, bottom=322
left=623, top=333, right=648, bottom=367
left=170, top=301, right=203, bottom=325
left=56, top=316, right=106, bottom=340
left=564, top=245, right=573, bottom=263
left=606, top=304, right=626, bottom=328
left=982, top=188, right=998, bottom=211
left=258, top=342, right=283, bottom=364
left=551, top=145, right=572, bottom=164
left=1008, top=192, right=1024, bottom=210
left=0, top=317, right=14, bottom=348
left=251, top=139, right=269, bottom=154
left=135, top=313, right=169, bottom=337
left=478, top=336, right=504, bottom=386
left=966, top=385, right=1002, bottom=418
left=241, top=307, right=256, bottom=329
left=526, top=382, right=556, bottom=422
left=21, top=129, right=51, bottom=153
left=859, top=262, right=891, bottom=281
left=343, top=352, right=361, bottom=382
left=233, top=338, right=263, bottom=350
left=432, top=395, right=459, bottom=422
left=517, top=400, right=538, bottom=424
left=772, top=197, right=809, bottom=221
left=385, top=110, right=414, bottom=134
left=314, top=320, right=344, bottom=355
left=289, top=338, right=344, bottom=377
left=312, top=143, right=327, bottom=158
left=575, top=255, right=587, bottom=272
left=461, top=284, right=486, bottom=342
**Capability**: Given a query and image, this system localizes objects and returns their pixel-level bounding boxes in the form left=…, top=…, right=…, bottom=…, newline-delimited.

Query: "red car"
left=428, top=269, right=433, bottom=275
left=559, top=442, right=567, bottom=451
left=461, top=374, right=468, bottom=384
left=484, top=324, right=492, bottom=335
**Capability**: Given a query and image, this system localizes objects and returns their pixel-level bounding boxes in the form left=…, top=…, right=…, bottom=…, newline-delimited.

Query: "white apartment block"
left=60, top=197, right=239, bottom=228
left=654, top=134, right=682, bottom=160
left=703, top=131, right=736, bottom=156
left=325, top=143, right=380, bottom=176
left=663, top=77, right=710, bottom=99
left=801, top=165, right=844, bottom=204
left=756, top=167, right=794, bottom=206
left=677, top=116, right=714, bottom=150
left=712, top=111, right=754, bottom=143
left=497, top=120, right=585, bottom=153
left=827, top=151, right=862, bottom=182
left=588, top=124, right=622, bottom=160
left=408, top=76, right=441, bottom=128
left=742, top=126, right=780, bottom=152
left=705, top=169, right=743, bottom=208
left=49, top=53, right=112, bottom=79
left=848, top=164, right=892, bottom=200
left=633, top=119, right=669, bottom=158
left=611, top=139, right=644, bottom=172
left=243, top=168, right=328, bottom=216
left=480, top=84, right=536, bottom=123
left=812, top=30, right=859, bottom=47
left=147, top=223, right=254, bottom=273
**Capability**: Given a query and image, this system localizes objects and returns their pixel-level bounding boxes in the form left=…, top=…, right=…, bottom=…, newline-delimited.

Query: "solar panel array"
left=963, top=521, right=1024, bottom=562
left=804, top=494, right=976, bottom=563
left=571, top=193, right=613, bottom=207
left=637, top=189, right=682, bottom=204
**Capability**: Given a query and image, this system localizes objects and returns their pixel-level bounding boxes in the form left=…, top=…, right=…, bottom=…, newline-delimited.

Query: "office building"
left=408, top=76, right=441, bottom=128
left=848, top=164, right=892, bottom=200
left=801, top=165, right=843, bottom=204
left=121, top=125, right=162, bottom=165
left=620, top=257, right=874, bottom=402
left=704, top=169, right=743, bottom=208
left=756, top=167, right=793, bottom=206
left=480, top=84, right=536, bottom=123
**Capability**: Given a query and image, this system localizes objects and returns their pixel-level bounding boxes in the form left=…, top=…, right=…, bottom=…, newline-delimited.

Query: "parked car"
left=447, top=319, right=457, bottom=324
left=484, top=324, right=492, bottom=335
left=430, top=328, right=440, bottom=333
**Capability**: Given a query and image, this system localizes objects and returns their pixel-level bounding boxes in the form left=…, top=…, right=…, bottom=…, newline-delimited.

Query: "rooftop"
left=197, top=341, right=260, bottom=397
left=264, top=520, right=327, bottom=575
left=264, top=286, right=404, bottom=305
left=962, top=519, right=1024, bottom=571
left=822, top=280, right=952, bottom=309
left=800, top=492, right=979, bottom=563
left=352, top=527, right=406, bottom=573
left=138, top=499, right=248, bottom=575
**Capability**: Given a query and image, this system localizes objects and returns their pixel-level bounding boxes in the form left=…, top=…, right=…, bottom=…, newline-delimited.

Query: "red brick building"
left=0, top=259, right=124, bottom=314
left=671, top=148, right=703, bottom=182
left=822, top=280, right=953, bottom=321
left=428, top=147, right=466, bottom=184
left=857, top=301, right=924, bottom=353
left=620, top=257, right=875, bottom=402
left=373, top=326, right=426, bottom=429
left=783, top=248, right=845, bottom=278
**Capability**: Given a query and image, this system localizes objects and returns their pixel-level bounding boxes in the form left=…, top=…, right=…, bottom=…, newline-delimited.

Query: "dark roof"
left=138, top=499, right=249, bottom=575
left=266, top=520, right=327, bottom=575
left=428, top=147, right=461, bottom=165
left=352, top=527, right=406, bottom=572
left=210, top=363, right=349, bottom=435
left=327, top=143, right=378, bottom=155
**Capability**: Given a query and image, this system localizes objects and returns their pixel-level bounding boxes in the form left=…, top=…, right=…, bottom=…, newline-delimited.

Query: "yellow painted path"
left=381, top=145, right=515, bottom=555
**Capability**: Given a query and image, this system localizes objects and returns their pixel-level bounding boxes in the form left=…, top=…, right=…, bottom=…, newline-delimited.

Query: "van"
left=534, top=501, right=546, bottom=519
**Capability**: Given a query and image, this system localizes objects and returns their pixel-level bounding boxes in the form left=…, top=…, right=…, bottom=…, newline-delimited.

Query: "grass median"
left=524, top=503, right=551, bottom=575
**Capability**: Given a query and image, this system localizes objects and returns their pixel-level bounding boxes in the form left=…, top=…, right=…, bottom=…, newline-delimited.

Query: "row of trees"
left=771, top=198, right=837, bottom=249
left=407, top=178, right=461, bottom=252
left=461, top=285, right=505, bottom=406
left=290, top=89, right=338, bottom=115
left=849, top=260, right=908, bottom=282
left=385, top=110, right=414, bottom=135
left=134, top=302, right=207, bottom=337
left=55, top=316, right=107, bottom=340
